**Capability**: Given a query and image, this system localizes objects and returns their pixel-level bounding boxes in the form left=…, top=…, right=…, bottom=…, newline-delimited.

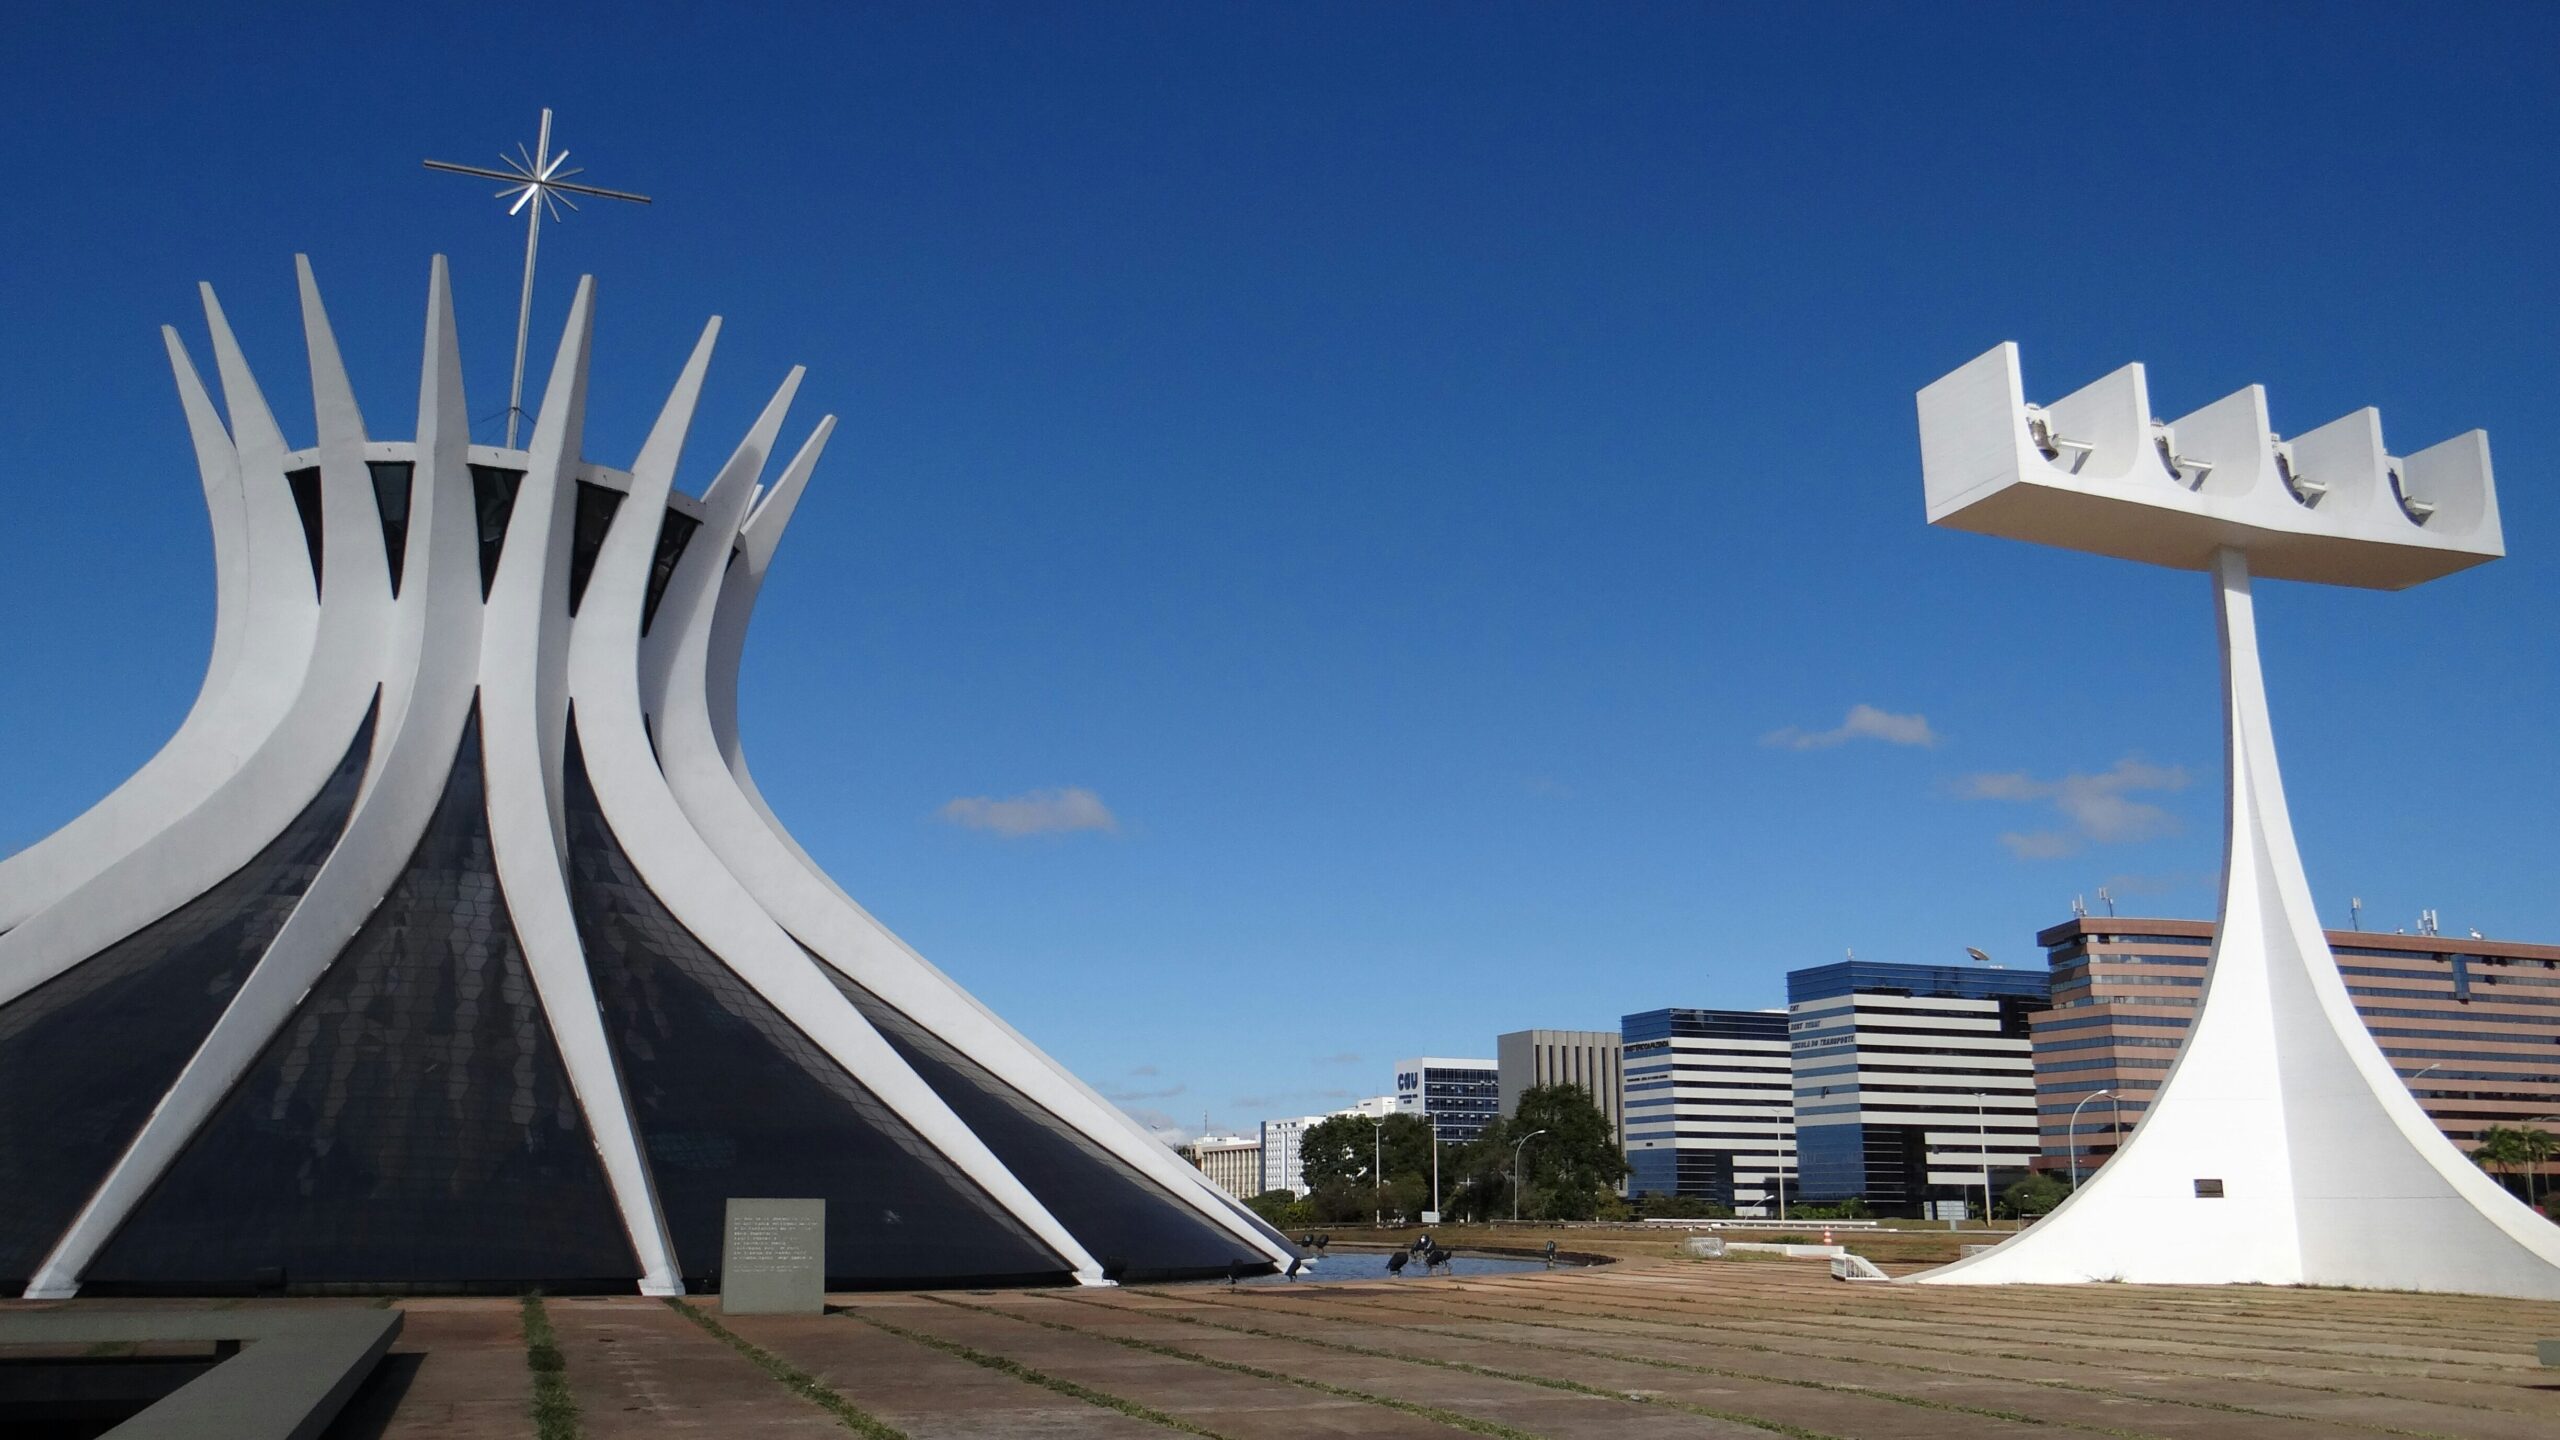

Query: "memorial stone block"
left=722, top=1198, right=826, bottom=1314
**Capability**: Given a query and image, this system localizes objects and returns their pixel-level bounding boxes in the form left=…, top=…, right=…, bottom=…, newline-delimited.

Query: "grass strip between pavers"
left=1693, top=1289, right=2533, bottom=1374
left=841, top=1302, right=1234, bottom=1438
left=665, top=1298, right=910, bottom=1439
left=924, top=1292, right=1549, bottom=1440
left=1260, top=1291, right=2166, bottom=1440
left=1091, top=1287, right=2085, bottom=1440
left=1432, top=1281, right=2500, bottom=1433
left=519, top=1293, right=579, bottom=1440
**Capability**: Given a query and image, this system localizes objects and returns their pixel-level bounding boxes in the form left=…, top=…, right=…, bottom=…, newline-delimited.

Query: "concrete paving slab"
left=545, top=1298, right=841, bottom=1439
left=846, top=1294, right=1478, bottom=1439
left=722, top=1308, right=1168, bottom=1440
left=364, top=1302, right=534, bottom=1440
left=21, top=1260, right=2555, bottom=1436
left=1071, top=1289, right=2064, bottom=1440
left=963, top=1292, right=1763, bottom=1440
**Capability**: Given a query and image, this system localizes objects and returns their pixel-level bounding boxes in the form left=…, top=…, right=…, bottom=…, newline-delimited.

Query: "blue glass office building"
left=1787, top=962, right=2051, bottom=1216
left=1620, top=1008, right=1793, bottom=1213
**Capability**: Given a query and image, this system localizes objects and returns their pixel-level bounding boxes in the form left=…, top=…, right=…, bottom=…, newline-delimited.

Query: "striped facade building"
left=1619, top=1008, right=1793, bottom=1214
left=1187, top=1134, right=1264, bottom=1201
left=1790, top=962, right=2053, bottom=1217
left=2035, top=918, right=2560, bottom=1189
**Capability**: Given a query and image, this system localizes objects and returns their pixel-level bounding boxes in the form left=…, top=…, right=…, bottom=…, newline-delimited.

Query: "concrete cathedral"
left=0, top=258, right=1291, bottom=1296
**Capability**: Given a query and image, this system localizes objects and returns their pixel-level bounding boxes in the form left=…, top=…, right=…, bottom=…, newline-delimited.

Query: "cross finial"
left=425, top=108, right=652, bottom=447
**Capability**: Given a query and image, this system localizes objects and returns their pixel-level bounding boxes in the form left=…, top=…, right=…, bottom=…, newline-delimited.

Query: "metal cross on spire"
left=424, top=108, right=651, bottom=446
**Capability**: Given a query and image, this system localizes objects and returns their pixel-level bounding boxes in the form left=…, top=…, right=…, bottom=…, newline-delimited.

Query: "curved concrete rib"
left=652, top=425, right=1293, bottom=1266
left=0, top=303, right=322, bottom=932
left=0, top=280, right=386, bottom=1010
left=576, top=371, right=1106, bottom=1283
left=477, top=277, right=683, bottom=1295
left=1917, top=548, right=2560, bottom=1298
left=26, top=261, right=483, bottom=1298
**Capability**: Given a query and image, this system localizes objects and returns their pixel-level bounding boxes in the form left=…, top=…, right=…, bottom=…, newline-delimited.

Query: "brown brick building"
left=2034, top=918, right=2560, bottom=1190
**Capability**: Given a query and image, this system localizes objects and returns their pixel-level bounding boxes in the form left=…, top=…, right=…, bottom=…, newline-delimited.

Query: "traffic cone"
left=1821, top=1226, right=1834, bottom=1245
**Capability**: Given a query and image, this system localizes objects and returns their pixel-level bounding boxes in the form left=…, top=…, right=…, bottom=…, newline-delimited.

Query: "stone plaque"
left=722, top=1198, right=826, bottom=1315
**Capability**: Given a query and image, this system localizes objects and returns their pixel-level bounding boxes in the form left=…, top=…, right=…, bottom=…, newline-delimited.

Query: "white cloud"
left=1962, top=757, right=2190, bottom=859
left=1121, top=1107, right=1197, bottom=1146
left=1104, top=1082, right=1186, bottom=1103
left=2000, top=830, right=2081, bottom=860
left=938, top=786, right=1118, bottom=838
left=1763, top=704, right=1941, bottom=751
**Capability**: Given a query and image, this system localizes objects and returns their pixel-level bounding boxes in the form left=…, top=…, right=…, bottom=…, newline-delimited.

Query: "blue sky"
left=3, top=4, right=2553, bottom=1140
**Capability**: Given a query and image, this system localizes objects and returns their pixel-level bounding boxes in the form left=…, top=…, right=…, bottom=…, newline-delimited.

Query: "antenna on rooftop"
left=1964, top=946, right=1992, bottom=967
left=2097, top=886, right=2115, bottom=917
left=424, top=107, right=653, bottom=447
left=2072, top=894, right=2088, bottom=919
left=2350, top=896, right=2363, bottom=931
left=2420, top=908, right=2440, bottom=938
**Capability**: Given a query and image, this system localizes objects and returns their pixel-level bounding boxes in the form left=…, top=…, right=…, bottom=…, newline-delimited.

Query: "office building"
left=1619, top=1009, right=1793, bottom=1213
left=1344, top=1094, right=1404, bottom=1119
left=1789, top=961, right=2053, bottom=1217
left=1188, top=1135, right=1263, bottom=1201
left=2035, top=917, right=2560, bottom=1186
left=1497, top=1029, right=1624, bottom=1141
left=1259, top=1115, right=1330, bottom=1197
left=1393, top=1057, right=1499, bottom=1143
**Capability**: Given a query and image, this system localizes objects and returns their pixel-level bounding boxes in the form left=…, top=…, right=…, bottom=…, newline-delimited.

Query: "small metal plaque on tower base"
left=722, top=1199, right=825, bottom=1314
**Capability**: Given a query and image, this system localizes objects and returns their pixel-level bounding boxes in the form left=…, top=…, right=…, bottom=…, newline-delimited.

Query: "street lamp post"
left=2067, top=1089, right=2114, bottom=1191
left=1974, top=1092, right=1993, bottom=1226
left=1511, top=1129, right=1549, bottom=1222
left=1429, top=1113, right=1441, bottom=1220
left=1368, top=1116, right=1385, bottom=1226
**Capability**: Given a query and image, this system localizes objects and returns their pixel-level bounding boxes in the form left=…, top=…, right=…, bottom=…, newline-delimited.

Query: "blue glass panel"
left=87, top=711, right=635, bottom=1293
left=0, top=710, right=375, bottom=1287
left=559, top=721, right=1066, bottom=1288
left=822, top=966, right=1268, bottom=1280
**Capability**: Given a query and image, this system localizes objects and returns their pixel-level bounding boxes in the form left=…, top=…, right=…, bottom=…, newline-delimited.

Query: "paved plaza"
left=130, top=1255, right=2557, bottom=1437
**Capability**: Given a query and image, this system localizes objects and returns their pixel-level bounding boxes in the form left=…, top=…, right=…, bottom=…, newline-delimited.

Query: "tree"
left=2473, top=1126, right=2529, bottom=1198
left=1244, top=1189, right=1310, bottom=1228
left=1456, top=1084, right=1630, bottom=1221
left=2517, top=1126, right=2555, bottom=1211
left=1298, top=1113, right=1432, bottom=1191
left=1999, top=1172, right=2069, bottom=1219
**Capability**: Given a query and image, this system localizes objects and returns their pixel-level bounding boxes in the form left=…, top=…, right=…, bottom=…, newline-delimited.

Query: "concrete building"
left=1914, top=346, right=2560, bottom=1297
left=1393, top=1057, right=1499, bottom=1143
left=2034, top=917, right=2560, bottom=1187
left=1188, top=1135, right=1263, bottom=1201
left=1497, top=1029, right=1624, bottom=1141
left=0, top=260, right=1289, bottom=1297
left=1789, top=961, right=2052, bottom=1217
left=1619, top=1009, right=1793, bottom=1214
left=1344, top=1094, right=1404, bottom=1119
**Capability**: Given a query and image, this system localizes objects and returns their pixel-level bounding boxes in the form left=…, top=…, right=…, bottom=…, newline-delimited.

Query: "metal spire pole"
left=424, top=107, right=652, bottom=448
left=503, top=109, right=552, bottom=448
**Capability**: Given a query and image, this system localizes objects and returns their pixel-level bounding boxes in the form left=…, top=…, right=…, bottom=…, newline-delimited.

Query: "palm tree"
left=2517, top=1126, right=2556, bottom=1212
left=2471, top=1126, right=2529, bottom=1198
